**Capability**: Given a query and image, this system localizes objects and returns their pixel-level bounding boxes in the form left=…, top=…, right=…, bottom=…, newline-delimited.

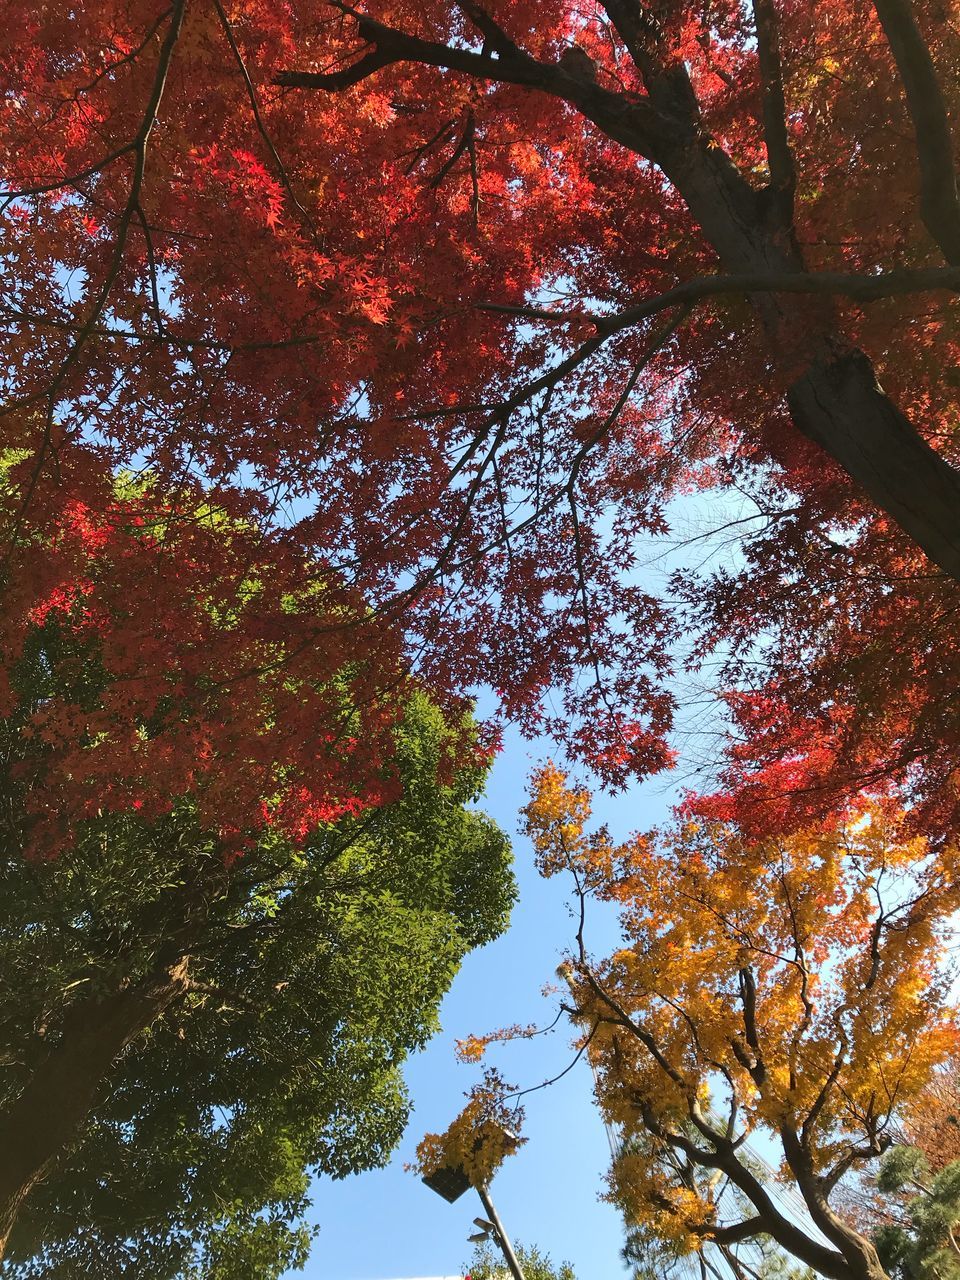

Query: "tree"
left=465, top=1238, right=576, bottom=1280
left=5, top=0, right=960, bottom=827
left=0, top=582, right=515, bottom=1269
left=487, top=765, right=960, bottom=1280
left=873, top=1146, right=960, bottom=1280
left=834, top=1071, right=960, bottom=1277
left=617, top=1131, right=817, bottom=1280
left=899, top=1072, right=960, bottom=1179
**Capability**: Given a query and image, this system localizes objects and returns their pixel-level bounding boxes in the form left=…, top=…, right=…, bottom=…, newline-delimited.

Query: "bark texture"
left=0, top=958, right=190, bottom=1259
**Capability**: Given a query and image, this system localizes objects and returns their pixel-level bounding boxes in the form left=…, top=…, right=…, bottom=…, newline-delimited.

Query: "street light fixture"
left=422, top=1163, right=472, bottom=1204
left=421, top=1126, right=527, bottom=1280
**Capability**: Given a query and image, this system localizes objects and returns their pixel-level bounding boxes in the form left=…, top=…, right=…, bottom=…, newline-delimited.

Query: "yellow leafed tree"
left=516, top=765, right=960, bottom=1280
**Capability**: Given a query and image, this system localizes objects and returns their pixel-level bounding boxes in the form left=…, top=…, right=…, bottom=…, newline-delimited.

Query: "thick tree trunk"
left=0, top=957, right=190, bottom=1259
left=667, top=139, right=960, bottom=582
left=605, top=72, right=960, bottom=580
left=788, top=347, right=960, bottom=579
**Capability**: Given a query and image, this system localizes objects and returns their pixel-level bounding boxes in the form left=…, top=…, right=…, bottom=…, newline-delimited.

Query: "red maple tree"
left=3, top=0, right=960, bottom=836
left=4, top=442, right=412, bottom=859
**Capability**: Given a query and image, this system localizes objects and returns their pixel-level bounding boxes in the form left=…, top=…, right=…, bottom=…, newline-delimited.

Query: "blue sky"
left=293, top=491, right=742, bottom=1280
left=297, top=720, right=680, bottom=1280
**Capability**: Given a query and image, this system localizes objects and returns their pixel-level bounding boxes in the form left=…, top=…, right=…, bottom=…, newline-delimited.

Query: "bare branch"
left=276, top=45, right=394, bottom=91
left=708, top=1217, right=768, bottom=1246
left=479, top=263, right=960, bottom=334
left=487, top=264, right=960, bottom=335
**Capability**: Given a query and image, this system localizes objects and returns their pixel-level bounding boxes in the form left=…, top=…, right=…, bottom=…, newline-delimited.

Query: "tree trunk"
left=788, top=346, right=960, bottom=580
left=0, top=957, right=190, bottom=1259
left=665, top=137, right=960, bottom=582
left=779, top=1122, right=892, bottom=1280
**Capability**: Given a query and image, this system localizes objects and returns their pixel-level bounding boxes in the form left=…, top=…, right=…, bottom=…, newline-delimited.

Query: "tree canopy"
left=0, top=600, right=515, bottom=1271
left=4, top=0, right=960, bottom=835
left=1, top=456, right=417, bottom=862
left=6, top=1, right=960, bottom=1272
left=873, top=1144, right=960, bottom=1280
left=449, top=766, right=960, bottom=1280
left=466, top=1239, right=576, bottom=1280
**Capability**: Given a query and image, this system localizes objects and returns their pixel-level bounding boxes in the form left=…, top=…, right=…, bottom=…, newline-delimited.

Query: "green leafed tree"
left=0, top=619, right=515, bottom=1278
left=465, top=1239, right=576, bottom=1280
left=873, top=1148, right=960, bottom=1280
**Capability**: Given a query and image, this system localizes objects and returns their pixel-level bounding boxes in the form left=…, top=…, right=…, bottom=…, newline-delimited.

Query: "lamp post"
left=474, top=1184, right=526, bottom=1280
left=421, top=1130, right=527, bottom=1280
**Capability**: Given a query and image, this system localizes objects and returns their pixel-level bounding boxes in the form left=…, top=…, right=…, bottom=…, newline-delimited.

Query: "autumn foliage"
left=4, top=0, right=960, bottom=843
left=6, top=0, right=960, bottom=1268
left=508, top=767, right=960, bottom=1280
left=414, top=1067, right=525, bottom=1189
left=3, top=454, right=413, bottom=859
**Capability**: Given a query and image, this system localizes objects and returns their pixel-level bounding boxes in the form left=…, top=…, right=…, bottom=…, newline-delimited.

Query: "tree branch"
left=873, top=0, right=960, bottom=264
left=479, top=263, right=960, bottom=333
left=212, top=0, right=325, bottom=247
left=708, top=1216, right=767, bottom=1246
left=737, top=966, right=767, bottom=1087
left=752, top=0, right=796, bottom=218
left=599, top=0, right=701, bottom=123
left=275, top=9, right=681, bottom=164
left=779, top=1120, right=886, bottom=1277
left=637, top=1102, right=851, bottom=1280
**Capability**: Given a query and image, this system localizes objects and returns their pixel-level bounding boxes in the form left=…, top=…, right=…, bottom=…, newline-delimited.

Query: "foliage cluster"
left=414, top=1067, right=525, bottom=1189
left=465, top=1239, right=576, bottom=1280
left=5, top=0, right=960, bottom=825
left=450, top=767, right=960, bottom=1280
left=0, top=654, right=514, bottom=1276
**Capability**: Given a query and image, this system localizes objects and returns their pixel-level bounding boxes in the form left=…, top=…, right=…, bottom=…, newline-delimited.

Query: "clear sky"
left=293, top=493, right=741, bottom=1280
left=296, top=718, right=681, bottom=1280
